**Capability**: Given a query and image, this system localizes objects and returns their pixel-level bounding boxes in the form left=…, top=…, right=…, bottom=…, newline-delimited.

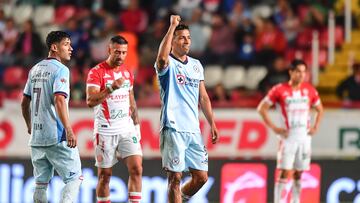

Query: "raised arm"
left=155, top=15, right=181, bottom=71
left=199, top=81, right=219, bottom=144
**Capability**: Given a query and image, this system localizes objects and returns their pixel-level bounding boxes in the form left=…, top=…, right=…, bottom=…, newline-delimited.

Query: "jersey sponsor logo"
left=104, top=73, right=111, bottom=78
left=176, top=74, right=185, bottom=85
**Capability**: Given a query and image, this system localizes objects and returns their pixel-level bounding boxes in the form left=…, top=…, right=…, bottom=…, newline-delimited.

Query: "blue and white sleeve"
left=53, top=67, right=70, bottom=98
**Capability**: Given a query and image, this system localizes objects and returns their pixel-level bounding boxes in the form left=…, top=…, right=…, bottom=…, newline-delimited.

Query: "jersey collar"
left=170, top=53, right=188, bottom=65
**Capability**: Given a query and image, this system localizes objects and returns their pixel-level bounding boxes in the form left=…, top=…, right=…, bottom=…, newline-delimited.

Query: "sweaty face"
left=56, top=38, right=73, bottom=61
left=172, top=29, right=191, bottom=56
left=109, top=43, right=128, bottom=66
left=290, top=64, right=307, bottom=85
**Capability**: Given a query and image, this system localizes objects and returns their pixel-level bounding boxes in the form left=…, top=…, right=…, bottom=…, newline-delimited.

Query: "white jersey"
left=23, top=58, right=70, bottom=146
left=264, top=82, right=321, bottom=141
left=86, top=61, right=135, bottom=135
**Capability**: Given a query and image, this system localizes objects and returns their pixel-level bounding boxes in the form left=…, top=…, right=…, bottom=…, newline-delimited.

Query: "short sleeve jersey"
left=155, top=54, right=204, bottom=133
left=264, top=82, right=321, bottom=140
left=23, top=58, right=70, bottom=146
left=86, top=61, right=134, bottom=135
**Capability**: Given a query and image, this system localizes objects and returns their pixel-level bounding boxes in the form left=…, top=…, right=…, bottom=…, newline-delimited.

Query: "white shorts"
left=277, top=136, right=311, bottom=171
left=160, top=127, right=208, bottom=172
left=94, top=131, right=142, bottom=168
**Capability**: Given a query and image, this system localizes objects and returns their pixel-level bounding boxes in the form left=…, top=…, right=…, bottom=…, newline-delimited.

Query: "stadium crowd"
left=1, top=0, right=357, bottom=107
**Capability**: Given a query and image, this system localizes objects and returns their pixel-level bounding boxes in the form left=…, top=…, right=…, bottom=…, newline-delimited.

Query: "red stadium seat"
left=3, top=66, right=27, bottom=88
left=319, top=26, right=344, bottom=48
left=54, top=5, right=76, bottom=24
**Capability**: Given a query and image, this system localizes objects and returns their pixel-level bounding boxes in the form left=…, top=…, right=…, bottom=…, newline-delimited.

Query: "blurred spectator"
left=1, top=18, right=18, bottom=65
left=227, top=0, right=251, bottom=29
left=14, top=20, right=45, bottom=67
left=236, top=32, right=255, bottom=67
left=0, top=9, right=5, bottom=33
left=212, top=83, right=230, bottom=102
left=139, top=16, right=167, bottom=66
left=173, top=0, right=201, bottom=21
left=336, top=63, right=360, bottom=101
left=273, top=0, right=301, bottom=46
left=255, top=18, right=287, bottom=65
left=188, top=8, right=210, bottom=58
left=259, top=56, right=289, bottom=93
left=304, top=1, right=328, bottom=28
left=119, top=0, right=148, bottom=34
left=205, top=12, right=236, bottom=66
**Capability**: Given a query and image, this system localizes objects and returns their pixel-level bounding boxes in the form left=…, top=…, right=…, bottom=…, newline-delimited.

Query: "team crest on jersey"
left=193, top=65, right=199, bottom=73
left=172, top=157, right=180, bottom=165
left=124, top=71, right=130, bottom=78
left=176, top=64, right=182, bottom=69
left=176, top=74, right=186, bottom=85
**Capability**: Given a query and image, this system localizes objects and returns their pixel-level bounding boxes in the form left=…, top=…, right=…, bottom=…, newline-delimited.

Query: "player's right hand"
left=66, top=129, right=77, bottom=148
left=272, top=127, right=288, bottom=138
left=170, top=15, right=181, bottom=27
left=111, top=77, right=125, bottom=90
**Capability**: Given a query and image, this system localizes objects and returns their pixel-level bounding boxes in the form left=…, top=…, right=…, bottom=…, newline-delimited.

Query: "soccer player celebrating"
left=21, top=31, right=83, bottom=203
left=257, top=59, right=324, bottom=203
left=155, top=15, right=219, bottom=203
left=86, top=35, right=142, bottom=203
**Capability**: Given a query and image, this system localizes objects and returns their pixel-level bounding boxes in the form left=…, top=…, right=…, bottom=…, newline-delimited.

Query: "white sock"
left=97, top=196, right=110, bottom=203
left=33, top=183, right=48, bottom=203
left=128, top=192, right=142, bottom=203
left=274, top=178, right=287, bottom=203
left=291, top=179, right=301, bottom=203
left=60, top=177, right=83, bottom=203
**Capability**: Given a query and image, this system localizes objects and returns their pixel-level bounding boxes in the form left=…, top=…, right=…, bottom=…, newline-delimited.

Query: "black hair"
left=290, top=59, right=307, bottom=70
left=46, top=31, right=70, bottom=50
left=110, top=35, right=128, bottom=45
left=174, top=24, right=189, bottom=35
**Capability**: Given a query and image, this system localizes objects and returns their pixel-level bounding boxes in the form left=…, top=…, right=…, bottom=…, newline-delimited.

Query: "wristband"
left=106, top=84, right=114, bottom=93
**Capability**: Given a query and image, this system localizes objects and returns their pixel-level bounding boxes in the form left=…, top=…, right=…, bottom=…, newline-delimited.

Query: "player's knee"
left=279, top=170, right=291, bottom=179
left=98, top=171, right=112, bottom=184
left=168, top=173, right=182, bottom=186
left=128, top=164, right=143, bottom=177
left=293, top=171, right=302, bottom=180
left=194, top=173, right=208, bottom=186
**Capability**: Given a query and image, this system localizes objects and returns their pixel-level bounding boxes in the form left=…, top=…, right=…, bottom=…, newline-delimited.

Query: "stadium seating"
left=223, top=65, right=246, bottom=90
left=33, top=5, right=54, bottom=26
left=204, top=65, right=223, bottom=88
left=13, top=5, right=33, bottom=25
left=245, top=66, right=268, bottom=90
left=3, top=66, right=27, bottom=88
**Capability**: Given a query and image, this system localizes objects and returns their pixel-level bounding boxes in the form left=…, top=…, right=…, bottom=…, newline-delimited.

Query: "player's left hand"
left=308, top=126, right=318, bottom=136
left=66, top=129, right=77, bottom=148
left=211, top=124, right=219, bottom=144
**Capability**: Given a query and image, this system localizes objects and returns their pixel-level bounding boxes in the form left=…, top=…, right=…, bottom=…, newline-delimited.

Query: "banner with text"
left=0, top=106, right=359, bottom=158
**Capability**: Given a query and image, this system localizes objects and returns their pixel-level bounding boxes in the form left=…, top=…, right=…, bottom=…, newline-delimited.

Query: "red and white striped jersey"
left=264, top=82, right=321, bottom=141
left=86, top=61, right=134, bottom=135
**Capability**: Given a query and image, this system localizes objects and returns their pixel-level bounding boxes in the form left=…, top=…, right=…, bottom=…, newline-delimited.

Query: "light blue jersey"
left=23, top=58, right=70, bottom=146
left=155, top=54, right=204, bottom=133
